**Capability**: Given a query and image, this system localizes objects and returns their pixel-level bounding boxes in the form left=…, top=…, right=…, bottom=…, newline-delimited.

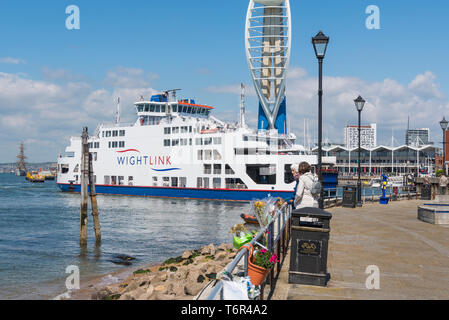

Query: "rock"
left=184, top=282, right=205, bottom=296
left=121, top=281, right=140, bottom=294
left=159, top=273, right=168, bottom=282
left=154, top=284, right=168, bottom=294
left=129, top=287, right=146, bottom=300
left=156, top=292, right=176, bottom=300
left=182, top=250, right=193, bottom=259
left=215, top=252, right=227, bottom=261
left=91, top=289, right=110, bottom=300
left=137, top=285, right=154, bottom=300
left=200, top=244, right=216, bottom=256
left=217, top=243, right=228, bottom=251
left=170, top=282, right=186, bottom=297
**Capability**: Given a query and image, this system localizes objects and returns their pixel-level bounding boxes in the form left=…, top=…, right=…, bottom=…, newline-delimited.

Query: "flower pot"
left=241, top=244, right=270, bottom=286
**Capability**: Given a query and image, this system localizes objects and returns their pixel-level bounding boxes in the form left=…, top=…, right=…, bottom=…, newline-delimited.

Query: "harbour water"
left=0, top=174, right=249, bottom=299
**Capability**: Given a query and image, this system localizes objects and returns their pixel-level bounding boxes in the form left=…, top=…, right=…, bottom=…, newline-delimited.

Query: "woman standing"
left=294, top=162, right=319, bottom=209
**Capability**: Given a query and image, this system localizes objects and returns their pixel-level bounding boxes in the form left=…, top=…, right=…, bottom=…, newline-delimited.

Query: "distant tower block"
left=245, top=0, right=291, bottom=133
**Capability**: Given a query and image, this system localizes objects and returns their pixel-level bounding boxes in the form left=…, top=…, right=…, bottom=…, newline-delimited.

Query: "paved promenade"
left=270, top=200, right=449, bottom=300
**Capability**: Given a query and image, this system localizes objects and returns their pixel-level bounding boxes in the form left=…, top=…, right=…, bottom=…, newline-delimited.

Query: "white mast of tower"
left=245, top=0, right=291, bottom=130
left=240, top=83, right=246, bottom=128
left=116, top=97, right=120, bottom=126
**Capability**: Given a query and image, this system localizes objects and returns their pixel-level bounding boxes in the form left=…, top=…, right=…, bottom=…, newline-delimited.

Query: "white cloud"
left=0, top=57, right=26, bottom=64
left=104, top=67, right=159, bottom=88
left=205, top=83, right=256, bottom=96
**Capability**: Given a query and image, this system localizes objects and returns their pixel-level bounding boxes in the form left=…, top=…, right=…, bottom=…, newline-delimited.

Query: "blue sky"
left=1, top=0, right=448, bottom=162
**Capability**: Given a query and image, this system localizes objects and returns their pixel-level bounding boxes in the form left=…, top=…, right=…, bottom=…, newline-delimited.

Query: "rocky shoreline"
left=89, top=243, right=237, bottom=300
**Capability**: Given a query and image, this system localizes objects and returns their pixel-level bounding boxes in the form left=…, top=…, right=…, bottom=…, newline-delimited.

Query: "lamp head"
left=312, top=31, right=329, bottom=60
left=354, top=96, right=366, bottom=112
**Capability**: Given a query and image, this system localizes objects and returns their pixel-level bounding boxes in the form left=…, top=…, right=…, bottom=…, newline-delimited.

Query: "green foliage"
left=436, top=169, right=444, bottom=177
left=253, top=248, right=279, bottom=270
left=133, top=269, right=152, bottom=275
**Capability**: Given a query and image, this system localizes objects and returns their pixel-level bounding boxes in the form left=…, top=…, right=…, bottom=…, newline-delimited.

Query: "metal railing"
left=205, top=204, right=292, bottom=300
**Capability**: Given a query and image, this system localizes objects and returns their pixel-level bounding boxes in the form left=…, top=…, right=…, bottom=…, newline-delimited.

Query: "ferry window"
left=108, top=141, right=111, bottom=148
left=213, top=137, right=222, bottom=145
left=164, top=139, right=171, bottom=147
left=206, top=110, right=211, bottom=117
left=197, top=178, right=202, bottom=188
left=203, top=178, right=209, bottom=188
left=88, top=142, right=93, bottom=148
left=119, top=130, right=125, bottom=137
left=111, top=176, right=117, bottom=185
left=155, top=105, right=161, bottom=112
left=196, top=138, right=203, bottom=145
left=119, top=141, right=125, bottom=148
left=189, top=138, right=192, bottom=145
left=152, top=177, right=158, bottom=186
left=183, top=106, right=188, bottom=113
left=162, top=177, right=170, bottom=187
left=180, top=177, right=187, bottom=187
left=187, top=107, right=192, bottom=113
left=128, top=176, right=133, bottom=186
left=61, top=164, right=69, bottom=174
left=144, top=104, right=150, bottom=112
left=137, top=105, right=144, bottom=112
left=284, top=164, right=295, bottom=184
left=102, top=131, right=105, bottom=137
left=73, top=164, right=79, bottom=172
left=112, top=141, right=118, bottom=148
left=113, top=130, right=118, bottom=137
left=172, top=127, right=179, bottom=134
left=225, top=164, right=235, bottom=175
left=213, top=178, right=221, bottom=189
left=181, top=126, right=188, bottom=133
left=118, top=176, right=124, bottom=185
left=204, top=164, right=211, bottom=174
left=201, top=109, right=206, bottom=114
left=171, top=177, right=178, bottom=187
left=172, top=139, right=180, bottom=146
left=197, top=150, right=203, bottom=160
left=213, top=164, right=222, bottom=174
left=161, top=105, right=166, bottom=112
left=204, top=138, right=212, bottom=145
left=164, top=128, right=171, bottom=134
left=106, top=131, right=111, bottom=137
left=189, top=126, right=192, bottom=133
left=150, top=104, right=155, bottom=112
left=91, top=152, right=98, bottom=161
left=213, top=150, right=222, bottom=160
left=104, top=176, right=110, bottom=185
left=172, top=105, right=177, bottom=112
left=181, top=139, right=188, bottom=146
left=75, top=175, right=79, bottom=183
left=205, top=150, right=212, bottom=160
left=246, top=165, right=276, bottom=185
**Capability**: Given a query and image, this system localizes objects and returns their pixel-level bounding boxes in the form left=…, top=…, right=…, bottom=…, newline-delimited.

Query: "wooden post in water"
left=89, top=152, right=101, bottom=243
left=80, top=127, right=89, bottom=246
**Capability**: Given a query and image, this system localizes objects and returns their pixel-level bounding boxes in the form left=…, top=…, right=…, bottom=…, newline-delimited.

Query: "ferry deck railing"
left=205, top=204, right=292, bottom=300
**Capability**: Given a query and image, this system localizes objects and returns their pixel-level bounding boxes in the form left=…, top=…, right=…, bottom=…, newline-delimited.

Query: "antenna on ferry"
left=239, top=83, right=246, bottom=128
left=163, top=89, right=182, bottom=102
left=116, top=97, right=121, bottom=126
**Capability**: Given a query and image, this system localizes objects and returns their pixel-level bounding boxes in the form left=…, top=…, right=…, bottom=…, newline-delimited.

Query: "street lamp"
left=312, top=31, right=329, bottom=209
left=354, top=96, right=366, bottom=207
left=440, top=117, right=448, bottom=174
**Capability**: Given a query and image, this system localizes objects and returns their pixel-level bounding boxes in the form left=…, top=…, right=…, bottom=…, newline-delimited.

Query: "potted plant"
left=240, top=243, right=279, bottom=286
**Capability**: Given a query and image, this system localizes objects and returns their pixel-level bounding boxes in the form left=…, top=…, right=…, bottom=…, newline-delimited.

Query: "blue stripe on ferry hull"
left=58, top=184, right=294, bottom=201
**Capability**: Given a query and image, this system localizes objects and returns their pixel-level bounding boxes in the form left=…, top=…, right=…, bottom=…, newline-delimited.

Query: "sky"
left=0, top=0, right=449, bottom=162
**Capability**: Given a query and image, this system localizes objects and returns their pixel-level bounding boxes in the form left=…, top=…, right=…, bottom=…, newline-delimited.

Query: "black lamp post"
left=354, top=96, right=366, bottom=207
left=312, top=31, right=329, bottom=209
left=440, top=117, right=448, bottom=174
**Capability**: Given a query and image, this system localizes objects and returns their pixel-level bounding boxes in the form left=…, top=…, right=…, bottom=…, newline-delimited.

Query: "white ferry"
left=56, top=93, right=329, bottom=201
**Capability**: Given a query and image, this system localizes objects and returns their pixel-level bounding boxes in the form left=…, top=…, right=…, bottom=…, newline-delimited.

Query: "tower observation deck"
left=245, top=0, right=291, bottom=134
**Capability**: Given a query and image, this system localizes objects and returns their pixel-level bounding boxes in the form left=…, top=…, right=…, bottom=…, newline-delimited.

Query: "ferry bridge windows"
left=189, top=126, right=192, bottom=133
left=119, top=141, right=125, bottom=148
left=164, top=139, right=171, bottom=147
left=213, top=164, right=222, bottom=175
left=225, top=178, right=247, bottom=189
left=172, top=127, right=180, bottom=134
left=213, top=178, right=221, bottom=189
left=246, top=164, right=276, bottom=185
left=225, top=164, right=235, bottom=175
left=189, top=138, right=192, bottom=145
left=161, top=105, right=166, bottom=113
left=144, top=104, right=149, bottom=112
left=164, top=128, right=171, bottom=135
left=155, top=105, right=161, bottom=113
left=118, top=176, right=125, bottom=186
left=104, top=176, right=111, bottom=185
left=172, top=139, right=180, bottom=147
left=181, top=126, right=188, bottom=133
left=172, top=105, right=177, bottom=112
left=113, top=130, right=118, bottom=137
left=128, top=176, right=133, bottom=186
left=106, top=131, right=112, bottom=137
left=213, top=137, right=222, bottom=145
left=150, top=104, right=155, bottom=112
left=119, top=130, right=125, bottom=137
left=204, top=164, right=212, bottom=174
left=137, top=105, right=144, bottom=112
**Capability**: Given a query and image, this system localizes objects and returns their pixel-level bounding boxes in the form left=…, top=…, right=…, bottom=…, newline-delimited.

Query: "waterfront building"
left=344, top=123, right=377, bottom=149
left=313, top=144, right=438, bottom=176
left=405, top=128, right=431, bottom=146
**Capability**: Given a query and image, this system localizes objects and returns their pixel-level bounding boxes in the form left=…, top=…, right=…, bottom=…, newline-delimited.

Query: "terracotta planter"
left=241, top=244, right=270, bottom=286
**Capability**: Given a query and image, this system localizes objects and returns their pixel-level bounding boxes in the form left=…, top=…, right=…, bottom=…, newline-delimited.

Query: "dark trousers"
left=440, top=187, right=447, bottom=195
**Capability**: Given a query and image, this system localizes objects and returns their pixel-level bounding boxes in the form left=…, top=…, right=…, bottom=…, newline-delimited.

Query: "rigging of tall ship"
left=56, top=0, right=336, bottom=201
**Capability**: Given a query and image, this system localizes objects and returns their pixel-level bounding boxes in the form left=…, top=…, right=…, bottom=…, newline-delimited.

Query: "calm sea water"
left=0, top=174, right=249, bottom=300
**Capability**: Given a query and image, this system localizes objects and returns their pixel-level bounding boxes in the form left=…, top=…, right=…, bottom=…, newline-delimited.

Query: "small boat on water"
left=26, top=172, right=45, bottom=183
left=240, top=213, right=259, bottom=225
left=40, top=171, right=56, bottom=180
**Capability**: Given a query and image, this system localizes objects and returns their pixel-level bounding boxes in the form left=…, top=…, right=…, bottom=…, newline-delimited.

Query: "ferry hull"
left=57, top=183, right=294, bottom=202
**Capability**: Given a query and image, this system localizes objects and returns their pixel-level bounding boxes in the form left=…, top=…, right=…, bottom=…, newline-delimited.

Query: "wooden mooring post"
left=80, top=127, right=101, bottom=246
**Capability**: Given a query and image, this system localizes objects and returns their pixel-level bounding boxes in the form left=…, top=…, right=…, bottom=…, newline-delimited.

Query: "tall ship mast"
left=16, top=142, right=27, bottom=176
left=55, top=0, right=336, bottom=201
